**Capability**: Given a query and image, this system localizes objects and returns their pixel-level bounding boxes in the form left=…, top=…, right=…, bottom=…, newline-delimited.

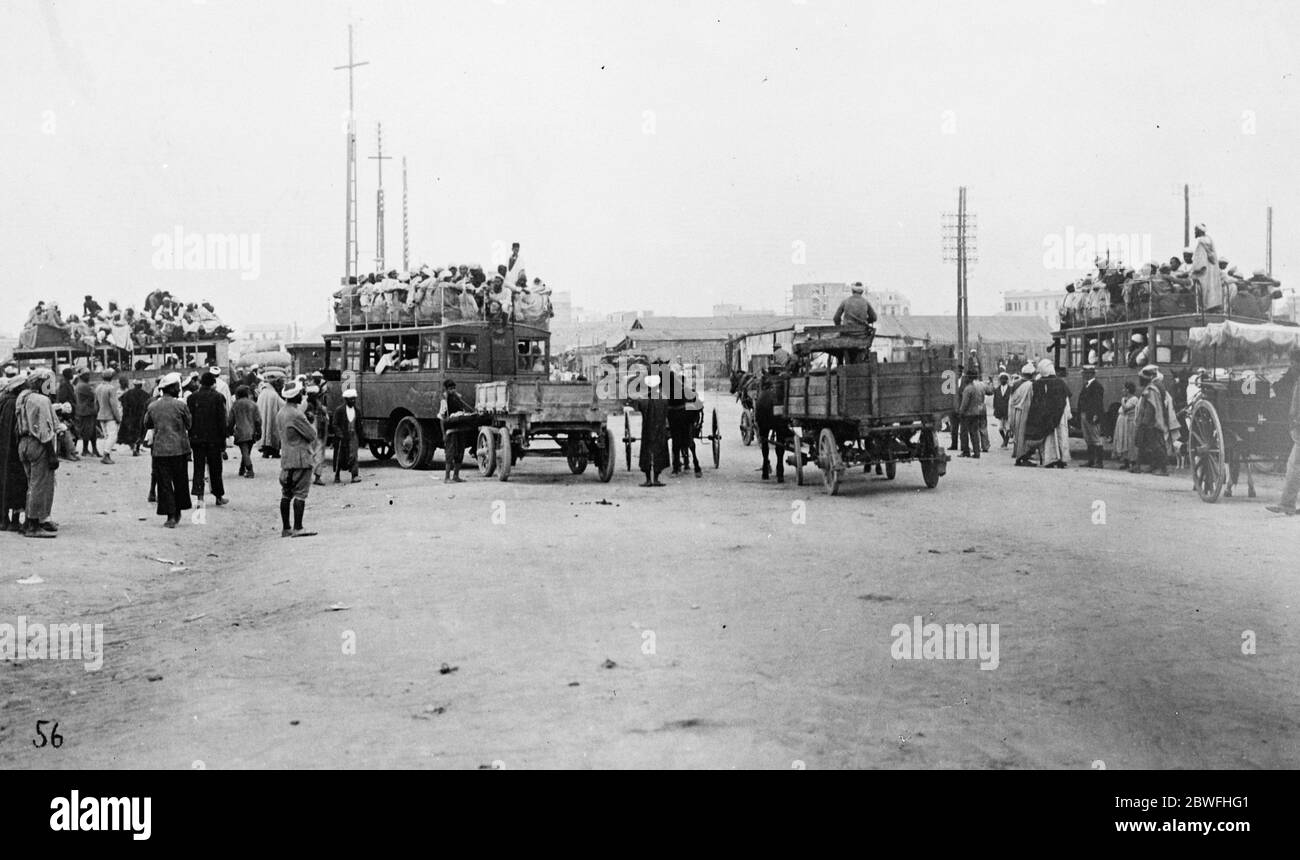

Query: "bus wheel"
left=393, top=416, right=427, bottom=470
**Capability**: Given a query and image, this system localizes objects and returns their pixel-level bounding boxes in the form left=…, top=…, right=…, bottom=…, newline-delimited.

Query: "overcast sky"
left=2, top=0, right=1298, bottom=337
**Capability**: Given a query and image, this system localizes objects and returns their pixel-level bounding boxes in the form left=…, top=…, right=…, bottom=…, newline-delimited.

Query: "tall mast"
left=369, top=122, right=392, bottom=273
left=333, top=24, right=369, bottom=284
left=402, top=155, right=410, bottom=272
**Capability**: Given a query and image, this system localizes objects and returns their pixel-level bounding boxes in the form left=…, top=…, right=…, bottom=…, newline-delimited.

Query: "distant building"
left=729, top=315, right=1052, bottom=379
left=789, top=283, right=910, bottom=318
left=0, top=333, right=16, bottom=365
left=999, top=289, right=1065, bottom=327
left=614, top=313, right=790, bottom=378
left=550, top=291, right=574, bottom=324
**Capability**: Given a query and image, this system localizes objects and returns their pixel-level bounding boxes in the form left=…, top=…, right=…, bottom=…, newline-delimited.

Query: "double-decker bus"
left=323, top=319, right=550, bottom=468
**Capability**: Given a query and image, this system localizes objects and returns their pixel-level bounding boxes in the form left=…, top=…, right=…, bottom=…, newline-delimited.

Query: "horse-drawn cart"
left=782, top=327, right=951, bottom=495
left=474, top=379, right=620, bottom=482
left=1185, top=320, right=1300, bottom=502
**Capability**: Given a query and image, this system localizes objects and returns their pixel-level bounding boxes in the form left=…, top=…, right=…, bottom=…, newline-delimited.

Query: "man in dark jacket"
left=957, top=373, right=984, bottom=458
left=227, top=385, right=262, bottom=478
left=333, top=388, right=363, bottom=484
left=992, top=372, right=1011, bottom=447
left=187, top=372, right=228, bottom=504
left=73, top=371, right=98, bottom=456
left=119, top=379, right=150, bottom=455
left=55, top=368, right=79, bottom=460
left=0, top=375, right=30, bottom=531
left=145, top=373, right=192, bottom=527
left=1078, top=366, right=1106, bottom=468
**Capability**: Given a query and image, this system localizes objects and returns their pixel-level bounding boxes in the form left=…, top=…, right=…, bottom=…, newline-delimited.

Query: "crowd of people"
left=1057, top=224, right=1285, bottom=329
left=0, top=359, right=370, bottom=539
left=333, top=242, right=554, bottom=328
left=19, top=291, right=232, bottom=352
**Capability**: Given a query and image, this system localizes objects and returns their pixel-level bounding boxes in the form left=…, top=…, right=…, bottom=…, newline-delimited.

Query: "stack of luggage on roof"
left=1057, top=224, right=1285, bottom=329
left=332, top=242, right=554, bottom=329
left=18, top=292, right=233, bottom=351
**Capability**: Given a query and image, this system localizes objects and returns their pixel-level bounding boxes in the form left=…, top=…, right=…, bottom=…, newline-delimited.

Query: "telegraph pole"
left=942, top=187, right=978, bottom=367
left=334, top=24, right=369, bottom=285
left=1184, top=183, right=1190, bottom=248
left=369, top=122, right=392, bottom=273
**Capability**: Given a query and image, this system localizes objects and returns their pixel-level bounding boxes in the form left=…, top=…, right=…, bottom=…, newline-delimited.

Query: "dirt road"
left=2, top=396, right=1297, bottom=768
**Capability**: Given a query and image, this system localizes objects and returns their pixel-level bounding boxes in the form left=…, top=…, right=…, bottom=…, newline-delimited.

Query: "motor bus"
left=322, top=319, right=550, bottom=468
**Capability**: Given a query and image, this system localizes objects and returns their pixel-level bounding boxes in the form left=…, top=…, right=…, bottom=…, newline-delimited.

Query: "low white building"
left=999, top=289, right=1065, bottom=327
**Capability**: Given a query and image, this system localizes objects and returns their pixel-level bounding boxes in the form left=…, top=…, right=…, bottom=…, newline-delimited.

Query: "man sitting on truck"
left=832, top=283, right=878, bottom=328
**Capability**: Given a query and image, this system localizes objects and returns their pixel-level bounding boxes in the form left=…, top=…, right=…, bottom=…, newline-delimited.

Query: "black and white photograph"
left=1, top=0, right=1295, bottom=838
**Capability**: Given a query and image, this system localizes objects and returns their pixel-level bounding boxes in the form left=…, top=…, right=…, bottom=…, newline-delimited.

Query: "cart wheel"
left=497, top=426, right=512, bottom=482
left=597, top=426, right=617, bottom=483
left=818, top=427, right=843, bottom=496
left=566, top=438, right=589, bottom=475
left=793, top=434, right=805, bottom=486
left=368, top=440, right=394, bottom=461
left=711, top=409, right=721, bottom=468
left=476, top=426, right=497, bottom=477
left=393, top=416, right=428, bottom=470
left=885, top=460, right=897, bottom=480
left=921, top=429, right=941, bottom=489
left=1189, top=399, right=1225, bottom=502
left=623, top=412, right=634, bottom=472
left=740, top=410, right=755, bottom=446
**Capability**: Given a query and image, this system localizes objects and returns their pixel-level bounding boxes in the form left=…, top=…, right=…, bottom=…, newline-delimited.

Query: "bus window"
left=1097, top=332, right=1118, bottom=367
left=448, top=335, right=479, bottom=371
left=1067, top=335, right=1084, bottom=369
left=1125, top=328, right=1150, bottom=368
left=394, top=335, right=420, bottom=371
left=342, top=339, right=360, bottom=372
left=1155, top=328, right=1190, bottom=365
left=362, top=337, right=383, bottom=370
left=516, top=338, right=546, bottom=372
left=420, top=334, right=441, bottom=370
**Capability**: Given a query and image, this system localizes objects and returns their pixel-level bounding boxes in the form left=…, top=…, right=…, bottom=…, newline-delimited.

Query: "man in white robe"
left=1192, top=223, right=1224, bottom=311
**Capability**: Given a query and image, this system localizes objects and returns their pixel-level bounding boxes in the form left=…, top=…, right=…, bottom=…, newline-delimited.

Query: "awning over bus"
left=1188, top=320, right=1300, bottom=351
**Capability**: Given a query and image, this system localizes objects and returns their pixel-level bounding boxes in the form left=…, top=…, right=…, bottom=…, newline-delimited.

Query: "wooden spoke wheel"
left=476, top=426, right=497, bottom=477
left=710, top=409, right=721, bottom=468
left=566, top=438, right=589, bottom=474
left=496, top=427, right=513, bottom=482
left=597, top=426, right=617, bottom=483
left=1189, top=399, right=1226, bottom=503
left=818, top=427, right=844, bottom=496
left=368, top=440, right=394, bottom=461
left=739, top=409, right=756, bottom=446
left=623, top=412, right=635, bottom=472
left=920, top=429, right=941, bottom=489
left=393, top=416, right=428, bottom=470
